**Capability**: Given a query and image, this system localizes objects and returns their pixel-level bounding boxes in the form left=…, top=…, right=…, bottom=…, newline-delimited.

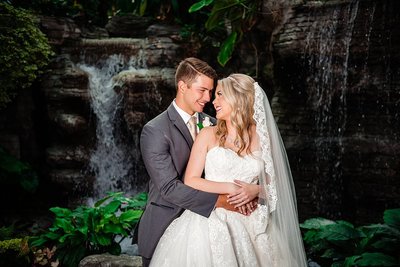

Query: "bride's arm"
left=184, top=127, right=239, bottom=194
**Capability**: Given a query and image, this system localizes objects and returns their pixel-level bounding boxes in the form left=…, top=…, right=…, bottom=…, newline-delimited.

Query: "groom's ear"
left=177, top=80, right=186, bottom=94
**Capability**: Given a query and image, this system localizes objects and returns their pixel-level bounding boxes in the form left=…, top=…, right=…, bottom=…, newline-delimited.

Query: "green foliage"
left=0, top=238, right=24, bottom=253
left=189, top=0, right=260, bottom=66
left=218, top=31, right=237, bottom=67
left=0, top=237, right=31, bottom=266
left=0, top=223, right=31, bottom=266
left=0, top=224, right=15, bottom=240
left=0, top=3, right=53, bottom=109
left=29, top=192, right=147, bottom=267
left=0, top=147, right=39, bottom=193
left=301, top=209, right=400, bottom=267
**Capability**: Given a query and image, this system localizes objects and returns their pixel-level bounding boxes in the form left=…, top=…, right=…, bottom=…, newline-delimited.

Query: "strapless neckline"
left=208, top=146, right=261, bottom=158
left=205, top=146, right=262, bottom=184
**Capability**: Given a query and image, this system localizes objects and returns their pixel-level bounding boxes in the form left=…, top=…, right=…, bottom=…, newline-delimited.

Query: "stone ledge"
left=79, top=254, right=142, bottom=267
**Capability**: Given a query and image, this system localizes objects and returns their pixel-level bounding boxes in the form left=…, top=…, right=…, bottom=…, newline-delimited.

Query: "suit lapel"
left=198, top=112, right=205, bottom=125
left=167, top=104, right=194, bottom=148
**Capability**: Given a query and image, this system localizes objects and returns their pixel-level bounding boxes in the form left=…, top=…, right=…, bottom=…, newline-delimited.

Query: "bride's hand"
left=226, top=182, right=241, bottom=194
left=227, top=180, right=260, bottom=208
left=237, top=201, right=257, bottom=216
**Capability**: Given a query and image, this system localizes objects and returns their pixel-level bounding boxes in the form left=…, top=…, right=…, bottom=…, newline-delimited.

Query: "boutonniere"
left=197, top=117, right=213, bottom=130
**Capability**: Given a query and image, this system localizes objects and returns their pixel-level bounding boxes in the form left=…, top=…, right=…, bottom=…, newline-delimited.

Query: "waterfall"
left=304, top=0, right=359, bottom=217
left=77, top=53, right=146, bottom=201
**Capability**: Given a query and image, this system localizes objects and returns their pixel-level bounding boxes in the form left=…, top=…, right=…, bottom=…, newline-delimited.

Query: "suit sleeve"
left=140, top=123, right=218, bottom=217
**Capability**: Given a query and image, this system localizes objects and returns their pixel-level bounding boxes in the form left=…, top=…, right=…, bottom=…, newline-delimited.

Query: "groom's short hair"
left=175, top=57, right=217, bottom=89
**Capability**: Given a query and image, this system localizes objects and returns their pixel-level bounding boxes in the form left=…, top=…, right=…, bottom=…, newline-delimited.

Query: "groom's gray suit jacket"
left=137, top=103, right=218, bottom=259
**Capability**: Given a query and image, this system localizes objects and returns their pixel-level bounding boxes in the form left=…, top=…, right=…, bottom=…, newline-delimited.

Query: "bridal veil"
left=253, top=82, right=308, bottom=267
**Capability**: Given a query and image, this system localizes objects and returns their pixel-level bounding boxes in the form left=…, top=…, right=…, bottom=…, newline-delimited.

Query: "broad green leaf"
left=302, top=229, right=318, bottom=244
left=337, top=220, right=354, bottom=228
left=308, top=238, right=330, bottom=253
left=125, top=192, right=148, bottom=209
left=218, top=31, right=237, bottom=66
left=344, top=255, right=362, bottom=267
left=321, top=248, right=340, bottom=259
left=54, top=218, right=74, bottom=233
left=108, top=242, right=122, bottom=255
left=361, top=224, right=400, bottom=239
left=77, top=225, right=88, bottom=235
left=189, top=0, right=214, bottom=13
left=352, top=252, right=398, bottom=266
left=371, top=238, right=399, bottom=252
left=44, top=231, right=61, bottom=240
left=60, top=245, right=86, bottom=267
left=139, top=0, right=147, bottom=16
left=320, top=223, right=365, bottom=241
left=29, top=236, right=47, bottom=247
left=49, top=207, right=72, bottom=218
left=94, top=192, right=122, bottom=207
left=96, top=234, right=112, bottom=246
left=205, top=9, right=224, bottom=31
left=104, top=200, right=121, bottom=214
left=104, top=224, right=126, bottom=235
left=384, top=209, right=400, bottom=230
left=119, top=210, right=143, bottom=223
left=59, top=233, right=74, bottom=243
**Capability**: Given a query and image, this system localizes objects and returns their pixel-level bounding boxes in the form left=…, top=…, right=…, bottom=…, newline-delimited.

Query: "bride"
left=150, top=74, right=308, bottom=266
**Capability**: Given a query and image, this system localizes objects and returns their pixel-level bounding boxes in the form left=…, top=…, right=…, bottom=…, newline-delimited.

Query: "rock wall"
left=1, top=1, right=398, bottom=225
left=36, top=16, right=191, bottom=206
left=272, top=0, right=400, bottom=224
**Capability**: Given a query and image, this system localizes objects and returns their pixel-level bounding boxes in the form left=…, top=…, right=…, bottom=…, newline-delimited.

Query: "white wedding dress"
left=150, top=146, right=281, bottom=267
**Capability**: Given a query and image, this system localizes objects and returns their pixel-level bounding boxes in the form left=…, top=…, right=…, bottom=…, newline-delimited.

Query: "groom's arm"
left=140, top=123, right=218, bottom=217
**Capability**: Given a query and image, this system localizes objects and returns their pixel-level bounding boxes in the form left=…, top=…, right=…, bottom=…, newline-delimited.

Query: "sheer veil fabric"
left=253, top=82, right=308, bottom=266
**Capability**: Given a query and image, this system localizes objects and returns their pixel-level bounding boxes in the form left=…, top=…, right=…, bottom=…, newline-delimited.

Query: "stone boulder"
left=79, top=254, right=142, bottom=267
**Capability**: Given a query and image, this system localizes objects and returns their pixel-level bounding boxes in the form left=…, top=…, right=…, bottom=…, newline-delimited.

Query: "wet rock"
left=79, top=254, right=142, bottom=267
left=105, top=15, right=154, bottom=38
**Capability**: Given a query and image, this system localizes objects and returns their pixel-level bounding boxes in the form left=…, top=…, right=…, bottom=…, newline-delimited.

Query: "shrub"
left=29, top=192, right=147, bottom=267
left=0, top=225, right=31, bottom=266
left=0, top=147, right=39, bottom=193
left=301, top=208, right=400, bottom=267
left=0, top=3, right=53, bottom=109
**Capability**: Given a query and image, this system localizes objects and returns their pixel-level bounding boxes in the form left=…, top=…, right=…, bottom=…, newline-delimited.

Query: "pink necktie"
left=187, top=116, right=197, bottom=140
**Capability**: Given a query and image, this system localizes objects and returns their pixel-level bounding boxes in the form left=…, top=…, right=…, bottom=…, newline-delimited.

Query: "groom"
left=137, top=57, right=236, bottom=266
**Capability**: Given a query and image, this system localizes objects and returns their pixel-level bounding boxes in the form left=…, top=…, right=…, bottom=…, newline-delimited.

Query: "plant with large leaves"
left=189, top=0, right=261, bottom=66
left=301, top=208, right=400, bottom=267
left=29, top=192, right=147, bottom=267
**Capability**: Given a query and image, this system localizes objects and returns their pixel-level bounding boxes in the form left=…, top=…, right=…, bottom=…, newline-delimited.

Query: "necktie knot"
left=187, top=116, right=197, bottom=140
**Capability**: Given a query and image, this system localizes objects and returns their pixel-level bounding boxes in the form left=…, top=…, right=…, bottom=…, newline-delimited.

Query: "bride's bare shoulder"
left=197, top=126, right=218, bottom=143
left=198, top=126, right=216, bottom=138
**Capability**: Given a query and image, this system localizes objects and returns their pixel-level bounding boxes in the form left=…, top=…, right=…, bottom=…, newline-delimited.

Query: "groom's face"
left=179, top=74, right=214, bottom=115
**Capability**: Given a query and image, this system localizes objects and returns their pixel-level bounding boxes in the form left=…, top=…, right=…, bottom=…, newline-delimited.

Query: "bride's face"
left=212, top=85, right=232, bottom=121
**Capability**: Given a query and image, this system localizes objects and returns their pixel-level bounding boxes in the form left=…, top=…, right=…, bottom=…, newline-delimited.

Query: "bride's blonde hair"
left=216, top=74, right=256, bottom=156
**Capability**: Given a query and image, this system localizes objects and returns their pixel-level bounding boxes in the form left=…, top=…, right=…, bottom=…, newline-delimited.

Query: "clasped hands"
left=216, top=179, right=260, bottom=216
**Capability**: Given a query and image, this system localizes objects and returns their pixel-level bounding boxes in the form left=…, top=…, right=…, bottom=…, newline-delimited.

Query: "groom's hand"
left=215, top=194, right=237, bottom=212
left=215, top=195, right=257, bottom=216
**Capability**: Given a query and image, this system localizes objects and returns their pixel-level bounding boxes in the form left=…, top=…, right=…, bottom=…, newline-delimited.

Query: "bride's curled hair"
left=216, top=74, right=256, bottom=156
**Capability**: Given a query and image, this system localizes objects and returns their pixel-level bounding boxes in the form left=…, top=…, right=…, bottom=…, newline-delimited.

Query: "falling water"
left=304, top=0, right=359, bottom=217
left=360, top=2, right=376, bottom=87
left=77, top=53, right=146, bottom=200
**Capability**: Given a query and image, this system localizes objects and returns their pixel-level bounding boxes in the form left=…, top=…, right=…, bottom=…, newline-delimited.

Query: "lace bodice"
left=205, top=146, right=262, bottom=184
